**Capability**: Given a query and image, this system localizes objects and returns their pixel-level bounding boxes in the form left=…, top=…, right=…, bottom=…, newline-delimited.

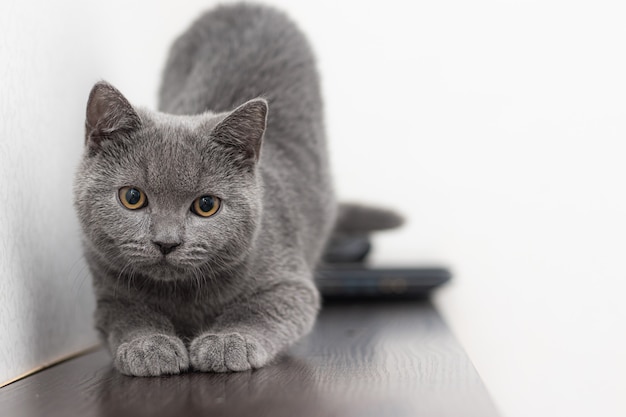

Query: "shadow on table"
left=95, top=355, right=335, bottom=417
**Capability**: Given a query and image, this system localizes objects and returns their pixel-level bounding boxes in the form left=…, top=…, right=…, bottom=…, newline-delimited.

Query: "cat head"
left=74, top=81, right=268, bottom=282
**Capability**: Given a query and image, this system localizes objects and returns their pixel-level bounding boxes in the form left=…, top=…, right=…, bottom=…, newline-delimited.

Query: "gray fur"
left=334, top=203, right=405, bottom=234
left=74, top=3, right=335, bottom=376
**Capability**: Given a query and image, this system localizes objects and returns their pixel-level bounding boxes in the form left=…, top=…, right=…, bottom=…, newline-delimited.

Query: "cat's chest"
left=151, top=293, right=224, bottom=339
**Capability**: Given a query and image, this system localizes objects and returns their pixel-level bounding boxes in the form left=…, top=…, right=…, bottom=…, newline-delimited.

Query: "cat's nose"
left=153, top=240, right=181, bottom=255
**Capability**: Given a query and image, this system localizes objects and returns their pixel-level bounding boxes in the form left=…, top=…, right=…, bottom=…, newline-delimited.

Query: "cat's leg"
left=96, top=298, right=189, bottom=377
left=190, top=278, right=319, bottom=372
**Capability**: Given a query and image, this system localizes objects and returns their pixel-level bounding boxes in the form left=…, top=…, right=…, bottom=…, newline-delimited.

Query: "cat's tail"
left=323, top=203, right=404, bottom=263
left=334, top=203, right=404, bottom=234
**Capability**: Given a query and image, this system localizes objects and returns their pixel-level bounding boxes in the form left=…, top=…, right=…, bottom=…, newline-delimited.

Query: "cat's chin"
left=139, top=259, right=194, bottom=282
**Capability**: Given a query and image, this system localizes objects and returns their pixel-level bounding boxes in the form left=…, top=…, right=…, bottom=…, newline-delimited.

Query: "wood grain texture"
left=0, top=300, right=499, bottom=417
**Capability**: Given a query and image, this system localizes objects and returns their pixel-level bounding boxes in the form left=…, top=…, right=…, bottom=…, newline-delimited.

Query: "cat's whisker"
left=114, top=261, right=133, bottom=299
left=198, top=261, right=223, bottom=303
left=68, top=255, right=89, bottom=297
left=74, top=262, right=90, bottom=298
left=191, top=266, right=202, bottom=303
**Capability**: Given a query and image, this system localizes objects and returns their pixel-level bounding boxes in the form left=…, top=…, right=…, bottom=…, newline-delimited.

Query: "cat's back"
left=159, top=4, right=334, bottom=267
left=159, top=3, right=322, bottom=127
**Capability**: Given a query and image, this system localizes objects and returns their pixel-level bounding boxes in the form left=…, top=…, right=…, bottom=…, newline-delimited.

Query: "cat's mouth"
left=125, top=250, right=200, bottom=280
left=157, top=257, right=171, bottom=266
left=139, top=257, right=191, bottom=281
left=155, top=257, right=188, bottom=271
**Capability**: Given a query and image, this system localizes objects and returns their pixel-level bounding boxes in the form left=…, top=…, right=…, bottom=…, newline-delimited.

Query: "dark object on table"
left=319, top=234, right=451, bottom=298
left=315, top=264, right=451, bottom=299
left=322, top=234, right=372, bottom=263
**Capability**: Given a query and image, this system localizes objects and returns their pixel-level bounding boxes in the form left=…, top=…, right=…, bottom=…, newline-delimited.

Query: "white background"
left=1, top=0, right=624, bottom=416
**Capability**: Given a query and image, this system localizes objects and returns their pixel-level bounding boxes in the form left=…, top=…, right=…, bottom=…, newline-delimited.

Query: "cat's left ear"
left=211, top=98, right=268, bottom=165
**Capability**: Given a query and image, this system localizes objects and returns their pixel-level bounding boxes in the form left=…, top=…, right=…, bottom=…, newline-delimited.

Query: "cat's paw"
left=114, top=334, right=189, bottom=377
left=189, top=332, right=269, bottom=372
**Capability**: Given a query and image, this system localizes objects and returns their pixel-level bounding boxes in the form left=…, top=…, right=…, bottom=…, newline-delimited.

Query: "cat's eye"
left=119, top=186, right=147, bottom=210
left=191, top=195, right=220, bottom=217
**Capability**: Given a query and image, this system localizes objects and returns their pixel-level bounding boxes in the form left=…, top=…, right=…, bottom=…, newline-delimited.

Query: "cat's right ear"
left=211, top=98, right=268, bottom=167
left=85, top=81, right=141, bottom=150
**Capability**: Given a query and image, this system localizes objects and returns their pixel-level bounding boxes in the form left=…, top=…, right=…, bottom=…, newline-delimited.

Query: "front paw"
left=114, top=334, right=189, bottom=377
left=189, top=332, right=269, bottom=372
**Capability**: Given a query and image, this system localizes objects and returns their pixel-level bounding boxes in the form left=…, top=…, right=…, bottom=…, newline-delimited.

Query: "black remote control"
left=315, top=265, right=451, bottom=299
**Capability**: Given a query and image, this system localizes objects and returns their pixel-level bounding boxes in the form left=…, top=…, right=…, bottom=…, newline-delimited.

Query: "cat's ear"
left=211, top=98, right=268, bottom=165
left=85, top=81, right=141, bottom=149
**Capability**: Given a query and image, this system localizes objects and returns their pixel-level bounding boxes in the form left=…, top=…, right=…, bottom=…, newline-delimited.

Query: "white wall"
left=309, top=1, right=626, bottom=416
left=1, top=1, right=625, bottom=416
left=0, top=1, right=98, bottom=383
left=0, top=0, right=209, bottom=383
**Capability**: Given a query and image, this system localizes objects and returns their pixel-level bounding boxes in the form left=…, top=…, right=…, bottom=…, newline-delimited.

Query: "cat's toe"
left=244, top=335, right=269, bottom=369
left=114, top=334, right=189, bottom=377
left=190, top=332, right=268, bottom=372
left=223, top=333, right=249, bottom=371
left=189, top=334, right=228, bottom=372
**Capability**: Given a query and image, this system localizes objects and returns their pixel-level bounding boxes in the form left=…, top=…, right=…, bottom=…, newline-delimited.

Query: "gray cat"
left=74, top=3, right=399, bottom=377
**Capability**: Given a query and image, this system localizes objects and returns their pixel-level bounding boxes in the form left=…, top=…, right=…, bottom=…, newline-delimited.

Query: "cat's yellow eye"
left=119, top=186, right=147, bottom=210
left=191, top=195, right=220, bottom=218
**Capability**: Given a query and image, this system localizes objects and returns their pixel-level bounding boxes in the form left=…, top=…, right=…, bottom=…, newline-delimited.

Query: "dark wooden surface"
left=0, top=300, right=499, bottom=417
